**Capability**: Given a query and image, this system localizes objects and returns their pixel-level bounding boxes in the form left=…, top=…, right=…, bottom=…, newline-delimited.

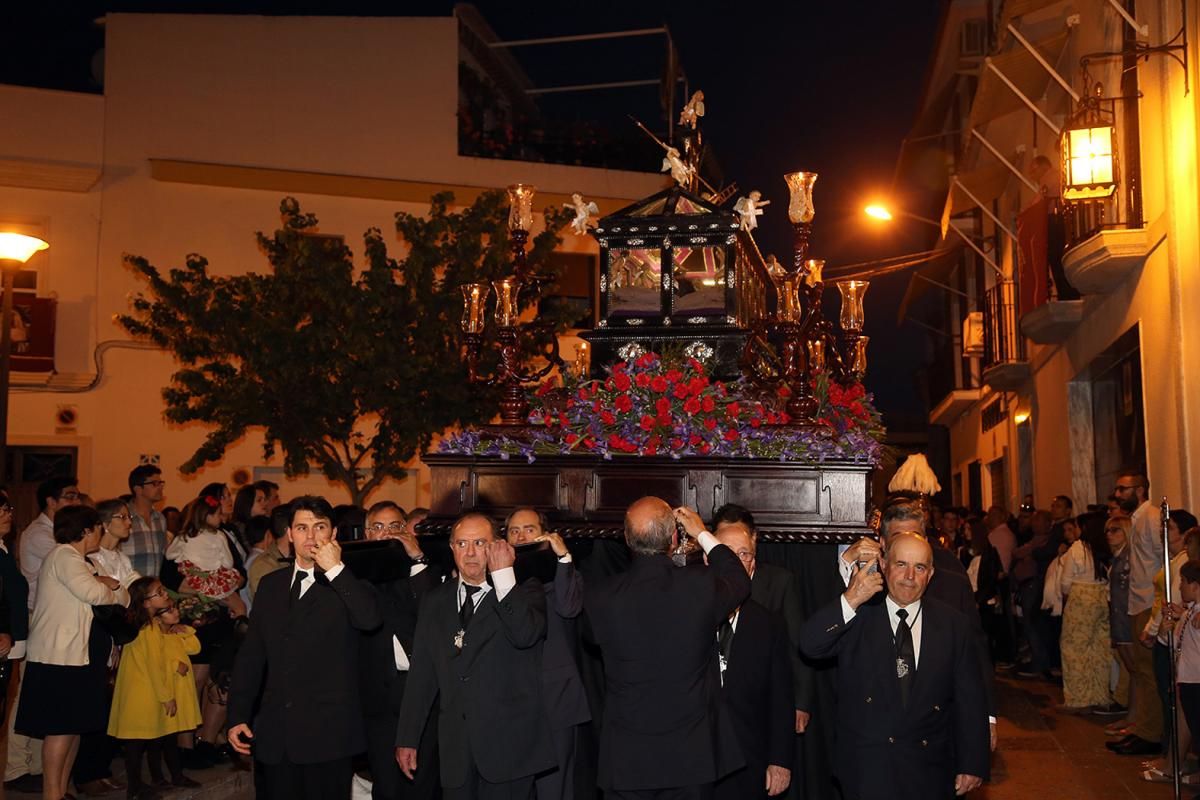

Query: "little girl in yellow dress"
left=109, top=577, right=203, bottom=799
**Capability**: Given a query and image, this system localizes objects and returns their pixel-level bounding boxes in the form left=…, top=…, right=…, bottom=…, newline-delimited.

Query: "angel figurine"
left=661, top=146, right=695, bottom=186
left=563, top=193, right=600, bottom=235
left=733, top=190, right=770, bottom=232
left=679, top=90, right=706, bottom=129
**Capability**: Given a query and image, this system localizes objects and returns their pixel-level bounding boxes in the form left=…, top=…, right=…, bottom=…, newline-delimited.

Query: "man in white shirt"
left=800, top=534, right=989, bottom=800
left=1110, top=469, right=1164, bottom=754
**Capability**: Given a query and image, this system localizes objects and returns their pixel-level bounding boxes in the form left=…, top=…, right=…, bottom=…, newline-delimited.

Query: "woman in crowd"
left=15, top=505, right=130, bottom=800
left=1057, top=511, right=1113, bottom=711
left=164, top=491, right=246, bottom=767
left=92, top=499, right=141, bottom=589
left=110, top=577, right=201, bottom=799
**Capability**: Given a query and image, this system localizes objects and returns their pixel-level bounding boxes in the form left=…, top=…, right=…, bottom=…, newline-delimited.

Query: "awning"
left=965, top=28, right=1070, bottom=133
left=897, top=242, right=965, bottom=323
left=893, top=77, right=960, bottom=193
left=940, top=162, right=1013, bottom=220
left=1001, top=0, right=1068, bottom=28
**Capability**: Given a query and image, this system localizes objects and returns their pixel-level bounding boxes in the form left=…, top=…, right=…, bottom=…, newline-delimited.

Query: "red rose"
left=703, top=417, right=717, bottom=431
left=701, top=396, right=715, bottom=413
left=749, top=417, right=762, bottom=428
left=673, top=383, right=691, bottom=400
left=608, top=433, right=624, bottom=448
left=671, top=437, right=684, bottom=450
left=615, top=395, right=633, bottom=413
left=559, top=413, right=570, bottom=427
left=687, top=357, right=703, bottom=372
left=765, top=412, right=777, bottom=424
left=635, top=373, right=651, bottom=388
left=688, top=433, right=702, bottom=446
left=643, top=440, right=658, bottom=456
left=684, top=397, right=702, bottom=415
left=636, top=353, right=656, bottom=369
left=614, top=373, right=632, bottom=392
left=651, top=375, right=669, bottom=393
left=611, top=362, right=626, bottom=374
left=536, top=378, right=554, bottom=397
left=665, top=370, right=683, bottom=383
left=850, top=401, right=866, bottom=418
left=724, top=429, right=739, bottom=442
left=600, top=411, right=616, bottom=425
left=699, top=442, right=711, bottom=454
left=655, top=397, right=672, bottom=416
left=565, top=433, right=578, bottom=445
left=640, top=415, right=656, bottom=431
left=725, top=402, right=741, bottom=418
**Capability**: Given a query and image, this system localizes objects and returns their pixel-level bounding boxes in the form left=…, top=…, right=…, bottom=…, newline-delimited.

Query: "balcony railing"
left=983, top=281, right=1024, bottom=369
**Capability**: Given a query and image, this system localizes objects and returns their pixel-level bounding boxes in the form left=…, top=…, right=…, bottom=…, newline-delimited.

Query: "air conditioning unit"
left=963, top=312, right=984, bottom=356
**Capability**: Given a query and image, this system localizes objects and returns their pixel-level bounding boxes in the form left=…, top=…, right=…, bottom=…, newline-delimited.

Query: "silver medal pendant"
left=454, top=629, right=465, bottom=650
left=895, top=658, right=909, bottom=679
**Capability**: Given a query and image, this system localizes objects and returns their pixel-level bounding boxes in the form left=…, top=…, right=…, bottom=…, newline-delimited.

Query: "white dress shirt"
left=19, top=513, right=55, bottom=610
left=839, top=594, right=924, bottom=668
left=290, top=561, right=345, bottom=598
left=89, top=547, right=141, bottom=589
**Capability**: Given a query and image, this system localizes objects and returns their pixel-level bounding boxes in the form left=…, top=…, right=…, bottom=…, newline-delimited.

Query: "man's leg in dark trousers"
left=266, top=756, right=354, bottom=800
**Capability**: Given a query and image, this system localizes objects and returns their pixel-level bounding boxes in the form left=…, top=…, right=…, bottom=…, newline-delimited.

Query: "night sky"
left=1, top=1, right=943, bottom=422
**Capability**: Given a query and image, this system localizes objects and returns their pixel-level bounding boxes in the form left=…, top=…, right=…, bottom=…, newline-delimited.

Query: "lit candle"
left=783, top=171, right=818, bottom=224
left=836, top=280, right=870, bottom=333
left=460, top=282, right=489, bottom=333
left=492, top=277, right=521, bottom=327
left=806, top=338, right=826, bottom=372
left=506, top=184, right=537, bottom=232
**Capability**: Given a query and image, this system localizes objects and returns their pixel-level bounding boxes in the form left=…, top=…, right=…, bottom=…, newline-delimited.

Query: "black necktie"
left=459, top=584, right=482, bottom=630
left=289, top=570, right=308, bottom=606
left=718, top=618, right=734, bottom=685
left=895, top=608, right=916, bottom=707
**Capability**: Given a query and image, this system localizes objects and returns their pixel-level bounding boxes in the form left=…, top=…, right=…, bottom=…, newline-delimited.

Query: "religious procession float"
left=423, top=93, right=886, bottom=545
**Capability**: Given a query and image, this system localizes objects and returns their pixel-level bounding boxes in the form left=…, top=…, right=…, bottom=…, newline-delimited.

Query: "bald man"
left=800, top=534, right=990, bottom=800
left=585, top=497, right=751, bottom=799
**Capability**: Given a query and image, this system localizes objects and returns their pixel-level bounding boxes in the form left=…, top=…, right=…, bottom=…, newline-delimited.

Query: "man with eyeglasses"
left=358, top=501, right=441, bottom=800
left=709, top=514, right=793, bottom=799
left=503, top=508, right=588, bottom=800
left=228, top=495, right=381, bottom=800
left=8, top=476, right=80, bottom=793
left=123, top=464, right=168, bottom=578
left=1114, top=468, right=1164, bottom=754
left=396, top=512, right=554, bottom=800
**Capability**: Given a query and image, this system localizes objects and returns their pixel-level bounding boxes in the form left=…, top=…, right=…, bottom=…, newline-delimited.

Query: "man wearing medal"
left=395, top=512, right=554, bottom=799
left=799, top=533, right=990, bottom=799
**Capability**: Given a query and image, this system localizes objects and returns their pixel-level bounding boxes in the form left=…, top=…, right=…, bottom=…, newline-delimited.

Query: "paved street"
left=985, top=673, right=1184, bottom=800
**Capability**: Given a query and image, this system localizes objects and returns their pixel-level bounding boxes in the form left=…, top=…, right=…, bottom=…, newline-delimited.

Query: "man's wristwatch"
left=409, top=553, right=427, bottom=564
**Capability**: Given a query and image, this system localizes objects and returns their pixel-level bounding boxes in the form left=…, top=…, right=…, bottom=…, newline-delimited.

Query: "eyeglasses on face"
left=732, top=550, right=755, bottom=563
left=141, top=480, right=166, bottom=488
left=367, top=521, right=406, bottom=533
left=60, top=491, right=81, bottom=502
left=450, top=538, right=491, bottom=550
left=109, top=512, right=131, bottom=522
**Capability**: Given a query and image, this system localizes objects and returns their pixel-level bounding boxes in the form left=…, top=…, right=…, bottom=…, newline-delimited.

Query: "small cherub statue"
left=765, top=254, right=785, bottom=278
left=733, top=190, right=771, bottom=232
left=662, top=147, right=694, bottom=186
left=679, top=91, right=706, bottom=129
left=563, top=193, right=600, bottom=235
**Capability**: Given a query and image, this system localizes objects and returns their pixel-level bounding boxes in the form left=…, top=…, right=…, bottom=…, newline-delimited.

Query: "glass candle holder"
left=783, top=171, right=818, bottom=224
left=804, top=259, right=825, bottom=287
left=851, top=336, right=869, bottom=374
left=506, top=184, right=537, bottom=232
left=492, top=277, right=521, bottom=327
left=573, top=341, right=590, bottom=379
left=776, top=276, right=803, bottom=323
left=460, top=282, right=489, bottom=333
left=806, top=338, right=826, bottom=372
left=836, top=280, right=870, bottom=332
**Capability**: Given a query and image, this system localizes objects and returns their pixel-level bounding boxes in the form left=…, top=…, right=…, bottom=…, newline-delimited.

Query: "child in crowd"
left=109, top=577, right=203, bottom=799
left=1176, top=561, right=1200, bottom=749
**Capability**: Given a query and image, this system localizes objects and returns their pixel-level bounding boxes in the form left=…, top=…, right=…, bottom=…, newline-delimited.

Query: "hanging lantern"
left=1061, top=84, right=1118, bottom=202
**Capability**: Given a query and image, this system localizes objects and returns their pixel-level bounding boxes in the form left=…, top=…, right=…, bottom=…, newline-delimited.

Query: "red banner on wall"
left=5, top=295, right=56, bottom=372
left=1017, top=197, right=1049, bottom=317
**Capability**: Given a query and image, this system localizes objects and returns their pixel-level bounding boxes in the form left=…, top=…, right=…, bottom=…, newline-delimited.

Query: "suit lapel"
left=865, top=602, right=901, bottom=698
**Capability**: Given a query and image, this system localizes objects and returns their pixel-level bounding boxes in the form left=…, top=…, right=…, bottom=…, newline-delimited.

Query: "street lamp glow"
left=864, top=204, right=893, bottom=221
left=0, top=232, right=49, bottom=263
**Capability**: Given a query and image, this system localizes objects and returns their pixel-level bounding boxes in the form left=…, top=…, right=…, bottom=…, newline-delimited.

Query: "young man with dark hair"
left=123, top=464, right=167, bottom=578
left=228, top=495, right=381, bottom=800
left=248, top=504, right=292, bottom=600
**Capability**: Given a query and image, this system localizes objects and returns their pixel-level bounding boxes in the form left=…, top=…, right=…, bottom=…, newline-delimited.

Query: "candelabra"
left=460, top=184, right=563, bottom=426
left=756, top=172, right=871, bottom=423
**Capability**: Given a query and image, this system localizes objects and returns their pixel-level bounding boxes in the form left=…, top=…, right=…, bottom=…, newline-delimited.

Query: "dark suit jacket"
left=799, top=595, right=990, bottom=800
left=0, top=547, right=25, bottom=641
left=359, top=566, right=443, bottom=718
left=543, top=560, right=590, bottom=730
left=227, top=565, right=382, bottom=765
left=584, top=544, right=751, bottom=791
left=716, top=600, right=793, bottom=800
left=751, top=563, right=813, bottom=712
left=396, top=576, right=555, bottom=788
left=928, top=544, right=997, bottom=717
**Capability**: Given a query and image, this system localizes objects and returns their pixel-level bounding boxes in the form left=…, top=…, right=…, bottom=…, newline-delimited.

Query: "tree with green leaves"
left=119, top=191, right=572, bottom=505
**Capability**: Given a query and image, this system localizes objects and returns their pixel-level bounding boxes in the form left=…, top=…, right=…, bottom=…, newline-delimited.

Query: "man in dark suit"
left=228, top=495, right=383, bottom=800
left=801, top=533, right=989, bottom=800
left=711, top=505, right=813, bottom=735
left=359, top=500, right=442, bottom=800
left=839, top=500, right=998, bottom=750
left=584, top=496, right=751, bottom=799
left=504, top=508, right=589, bottom=800
left=396, top=512, right=554, bottom=799
left=710, top=523, right=793, bottom=800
